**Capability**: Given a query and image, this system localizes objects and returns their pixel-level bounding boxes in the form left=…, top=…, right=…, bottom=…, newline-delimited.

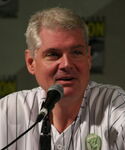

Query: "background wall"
left=0, top=0, right=125, bottom=92
left=91, top=0, right=125, bottom=89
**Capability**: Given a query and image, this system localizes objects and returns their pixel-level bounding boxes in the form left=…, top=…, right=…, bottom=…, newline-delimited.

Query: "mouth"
left=55, top=76, right=76, bottom=82
left=56, top=77, right=74, bottom=81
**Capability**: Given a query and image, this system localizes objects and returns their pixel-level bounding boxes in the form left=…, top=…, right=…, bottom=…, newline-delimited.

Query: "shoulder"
left=87, top=81, right=125, bottom=107
left=0, top=87, right=40, bottom=100
left=87, top=81, right=125, bottom=130
left=0, top=87, right=46, bottom=107
left=89, top=81, right=125, bottom=97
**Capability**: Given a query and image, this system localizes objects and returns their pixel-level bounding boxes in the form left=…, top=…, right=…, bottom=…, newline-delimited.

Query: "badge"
left=86, top=133, right=102, bottom=150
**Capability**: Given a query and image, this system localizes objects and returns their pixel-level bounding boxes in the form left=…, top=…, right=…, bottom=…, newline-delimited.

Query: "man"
left=0, top=7, right=125, bottom=150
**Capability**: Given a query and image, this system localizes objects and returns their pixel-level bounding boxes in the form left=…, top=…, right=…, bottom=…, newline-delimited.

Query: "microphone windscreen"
left=48, top=84, right=64, bottom=99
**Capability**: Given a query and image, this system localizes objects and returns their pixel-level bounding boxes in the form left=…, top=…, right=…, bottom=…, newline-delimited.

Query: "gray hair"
left=25, top=7, right=89, bottom=51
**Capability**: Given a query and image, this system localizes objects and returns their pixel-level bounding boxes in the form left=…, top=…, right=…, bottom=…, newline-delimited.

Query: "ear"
left=25, top=49, right=36, bottom=75
left=87, top=46, right=92, bottom=70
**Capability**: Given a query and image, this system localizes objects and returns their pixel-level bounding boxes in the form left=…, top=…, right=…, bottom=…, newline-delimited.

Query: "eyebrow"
left=42, top=44, right=86, bottom=54
left=41, top=48, right=60, bottom=57
left=43, top=48, right=60, bottom=53
left=70, top=45, right=86, bottom=49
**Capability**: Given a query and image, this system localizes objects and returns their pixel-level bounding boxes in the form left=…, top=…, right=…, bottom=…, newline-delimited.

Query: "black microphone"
left=36, top=84, right=64, bottom=122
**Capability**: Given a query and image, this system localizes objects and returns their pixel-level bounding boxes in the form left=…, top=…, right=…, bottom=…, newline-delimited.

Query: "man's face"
left=25, top=27, right=91, bottom=99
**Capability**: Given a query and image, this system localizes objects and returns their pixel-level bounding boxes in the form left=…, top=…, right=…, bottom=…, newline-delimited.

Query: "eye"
left=45, top=50, right=61, bottom=60
left=73, top=49, right=83, bottom=55
left=72, top=49, right=86, bottom=57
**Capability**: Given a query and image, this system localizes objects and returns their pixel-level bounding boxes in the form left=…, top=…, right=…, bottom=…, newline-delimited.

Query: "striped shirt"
left=0, top=81, right=125, bottom=150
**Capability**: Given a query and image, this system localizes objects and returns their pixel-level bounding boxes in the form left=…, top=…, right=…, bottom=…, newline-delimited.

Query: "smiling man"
left=0, top=7, right=125, bottom=150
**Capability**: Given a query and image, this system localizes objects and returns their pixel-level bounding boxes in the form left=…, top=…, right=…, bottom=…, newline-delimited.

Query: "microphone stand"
left=39, top=115, right=51, bottom=150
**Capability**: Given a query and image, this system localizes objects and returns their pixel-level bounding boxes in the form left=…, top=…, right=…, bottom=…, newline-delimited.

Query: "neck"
left=50, top=97, right=83, bottom=133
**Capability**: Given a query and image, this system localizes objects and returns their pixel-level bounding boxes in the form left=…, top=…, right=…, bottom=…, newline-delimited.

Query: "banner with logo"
left=86, top=16, right=105, bottom=73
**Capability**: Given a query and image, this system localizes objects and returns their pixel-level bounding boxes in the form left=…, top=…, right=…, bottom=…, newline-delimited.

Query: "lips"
left=55, top=75, right=76, bottom=82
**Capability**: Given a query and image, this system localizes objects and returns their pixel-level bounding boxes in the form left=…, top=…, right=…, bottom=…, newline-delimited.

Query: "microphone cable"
left=1, top=120, right=39, bottom=150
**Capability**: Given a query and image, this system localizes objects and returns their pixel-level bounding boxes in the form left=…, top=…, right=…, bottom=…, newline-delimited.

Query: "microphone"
left=36, top=84, right=64, bottom=122
left=38, top=84, right=63, bottom=150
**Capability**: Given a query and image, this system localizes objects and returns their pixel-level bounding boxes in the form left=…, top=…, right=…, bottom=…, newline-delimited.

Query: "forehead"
left=40, top=28, right=84, bottom=40
left=39, top=27, right=86, bottom=47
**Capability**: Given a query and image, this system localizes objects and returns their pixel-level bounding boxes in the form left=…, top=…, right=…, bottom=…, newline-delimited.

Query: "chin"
left=63, top=87, right=77, bottom=97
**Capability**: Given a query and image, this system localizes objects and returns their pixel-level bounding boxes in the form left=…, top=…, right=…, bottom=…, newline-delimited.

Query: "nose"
left=59, top=54, right=73, bottom=70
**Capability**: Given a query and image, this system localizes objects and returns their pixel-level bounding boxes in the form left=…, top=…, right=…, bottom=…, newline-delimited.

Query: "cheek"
left=78, top=62, right=90, bottom=81
left=34, top=65, right=56, bottom=90
left=78, top=61, right=90, bottom=72
left=44, top=62, right=58, bottom=74
left=35, top=61, right=58, bottom=80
